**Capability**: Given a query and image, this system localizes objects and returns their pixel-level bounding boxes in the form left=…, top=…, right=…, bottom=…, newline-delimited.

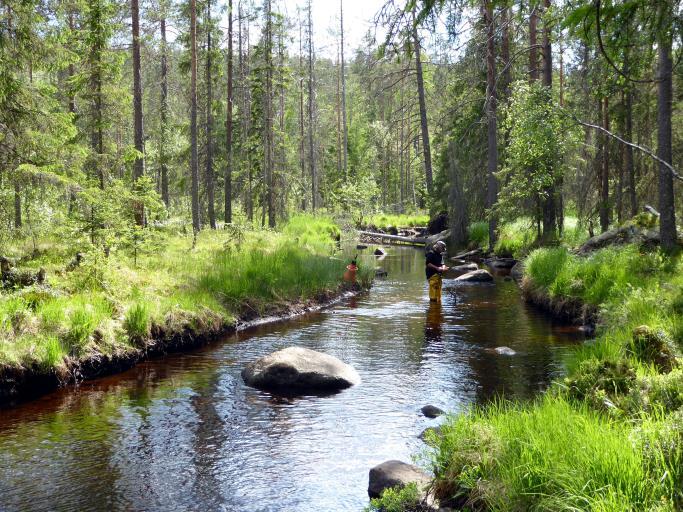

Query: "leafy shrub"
left=366, top=483, right=423, bottom=512
left=565, top=358, right=636, bottom=412
left=467, top=221, right=489, bottom=248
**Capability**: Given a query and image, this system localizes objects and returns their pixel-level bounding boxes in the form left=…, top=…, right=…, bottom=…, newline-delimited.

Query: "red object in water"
left=343, top=263, right=358, bottom=282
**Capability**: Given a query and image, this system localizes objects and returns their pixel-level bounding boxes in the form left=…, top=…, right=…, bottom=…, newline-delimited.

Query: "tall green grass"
left=366, top=213, right=430, bottom=229
left=0, top=215, right=360, bottom=372
left=432, top=395, right=680, bottom=511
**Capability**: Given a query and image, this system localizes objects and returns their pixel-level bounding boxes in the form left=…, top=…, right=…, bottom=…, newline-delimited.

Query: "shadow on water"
left=0, top=246, right=584, bottom=512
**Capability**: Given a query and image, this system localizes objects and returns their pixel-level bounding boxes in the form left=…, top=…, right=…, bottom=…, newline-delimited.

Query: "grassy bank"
left=0, top=214, right=370, bottom=396
left=364, top=213, right=430, bottom=230
left=370, top=242, right=683, bottom=511
left=426, top=244, right=683, bottom=511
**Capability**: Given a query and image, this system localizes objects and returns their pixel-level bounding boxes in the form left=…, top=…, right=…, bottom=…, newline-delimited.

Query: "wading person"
left=426, top=241, right=449, bottom=302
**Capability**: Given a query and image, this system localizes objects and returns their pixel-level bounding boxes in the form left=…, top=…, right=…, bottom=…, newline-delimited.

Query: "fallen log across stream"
left=358, top=230, right=427, bottom=246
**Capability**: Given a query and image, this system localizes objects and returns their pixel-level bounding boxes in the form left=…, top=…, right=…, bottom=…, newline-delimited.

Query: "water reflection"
left=0, top=246, right=583, bottom=512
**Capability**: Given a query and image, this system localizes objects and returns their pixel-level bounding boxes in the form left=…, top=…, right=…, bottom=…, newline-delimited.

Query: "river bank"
left=0, top=215, right=371, bottom=407
left=378, top=242, right=683, bottom=511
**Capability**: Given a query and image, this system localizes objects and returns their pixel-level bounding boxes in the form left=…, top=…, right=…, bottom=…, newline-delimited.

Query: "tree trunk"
left=306, top=0, right=317, bottom=210
left=448, top=142, right=467, bottom=247
left=657, top=10, right=676, bottom=249
left=541, top=0, right=557, bottom=240
left=190, top=0, right=201, bottom=232
left=298, top=15, right=306, bottom=210
left=205, top=0, right=216, bottom=229
left=599, top=96, right=610, bottom=232
left=160, top=14, right=170, bottom=207
left=224, top=0, right=233, bottom=224
left=412, top=15, right=433, bottom=195
left=264, top=0, right=275, bottom=227
left=131, top=0, right=145, bottom=225
left=340, top=0, right=348, bottom=178
left=483, top=0, right=498, bottom=250
left=14, top=182, right=21, bottom=229
left=529, top=4, right=539, bottom=81
left=625, top=87, right=636, bottom=217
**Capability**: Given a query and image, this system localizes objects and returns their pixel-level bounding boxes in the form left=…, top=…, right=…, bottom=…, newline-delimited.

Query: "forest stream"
left=0, top=246, right=584, bottom=512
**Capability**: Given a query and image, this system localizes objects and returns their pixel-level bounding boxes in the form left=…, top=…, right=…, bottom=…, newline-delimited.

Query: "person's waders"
left=428, top=274, right=443, bottom=302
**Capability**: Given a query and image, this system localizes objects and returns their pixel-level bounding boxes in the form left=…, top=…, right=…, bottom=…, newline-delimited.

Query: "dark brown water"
left=0, top=247, right=583, bottom=512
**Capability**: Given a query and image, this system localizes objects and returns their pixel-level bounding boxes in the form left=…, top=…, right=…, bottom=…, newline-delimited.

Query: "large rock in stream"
left=454, top=269, right=494, bottom=283
left=368, top=460, right=432, bottom=499
left=241, top=347, right=360, bottom=394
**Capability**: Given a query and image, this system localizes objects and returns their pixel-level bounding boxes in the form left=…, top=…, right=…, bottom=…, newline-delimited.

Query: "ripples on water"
left=0, top=247, right=583, bottom=511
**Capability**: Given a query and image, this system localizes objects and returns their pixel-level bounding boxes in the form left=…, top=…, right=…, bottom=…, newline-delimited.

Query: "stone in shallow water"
left=241, top=346, right=360, bottom=395
left=368, top=460, right=431, bottom=499
left=421, top=405, right=445, bottom=418
left=454, top=269, right=494, bottom=282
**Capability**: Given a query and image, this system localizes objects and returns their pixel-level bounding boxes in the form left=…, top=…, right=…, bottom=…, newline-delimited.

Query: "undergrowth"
left=427, top=243, right=683, bottom=511
left=0, top=215, right=367, bottom=373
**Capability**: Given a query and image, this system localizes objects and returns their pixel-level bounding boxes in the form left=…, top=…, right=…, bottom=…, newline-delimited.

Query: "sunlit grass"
left=0, top=215, right=363, bottom=372
left=432, top=394, right=680, bottom=511
left=365, top=213, right=430, bottom=229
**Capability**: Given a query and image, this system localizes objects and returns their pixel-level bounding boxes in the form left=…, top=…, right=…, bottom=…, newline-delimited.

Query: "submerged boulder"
left=421, top=405, right=445, bottom=418
left=374, top=247, right=387, bottom=256
left=454, top=269, right=493, bottom=283
left=444, top=263, right=478, bottom=279
left=368, top=460, right=431, bottom=499
left=242, top=347, right=361, bottom=394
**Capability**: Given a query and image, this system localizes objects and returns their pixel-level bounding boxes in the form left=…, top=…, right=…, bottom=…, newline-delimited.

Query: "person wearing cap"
left=426, top=241, right=449, bottom=302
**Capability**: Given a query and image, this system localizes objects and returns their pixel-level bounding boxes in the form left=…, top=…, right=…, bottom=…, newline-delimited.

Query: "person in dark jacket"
left=426, top=241, right=449, bottom=302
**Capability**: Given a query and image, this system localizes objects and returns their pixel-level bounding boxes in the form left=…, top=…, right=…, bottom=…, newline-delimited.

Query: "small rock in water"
left=421, top=405, right=445, bottom=418
left=419, top=426, right=444, bottom=443
left=356, top=244, right=368, bottom=250
left=375, top=268, right=388, bottom=278
left=374, top=247, right=387, bottom=256
left=454, top=269, right=494, bottom=283
left=493, top=346, right=516, bottom=356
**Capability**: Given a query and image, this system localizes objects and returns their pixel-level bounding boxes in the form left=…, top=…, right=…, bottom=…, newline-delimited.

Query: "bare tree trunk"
left=160, top=14, right=170, bottom=207
left=205, top=0, right=216, bottom=228
left=529, top=4, right=539, bottom=81
left=657, top=9, right=676, bottom=249
left=541, top=0, right=557, bottom=240
left=412, top=15, right=433, bottom=195
left=298, top=14, right=306, bottom=210
left=625, top=86, right=636, bottom=217
left=264, top=0, right=274, bottom=227
left=131, top=0, right=145, bottom=225
left=14, top=182, right=21, bottom=229
left=599, top=96, right=610, bottom=232
left=224, top=0, right=233, bottom=224
left=340, top=0, right=348, bottom=178
left=190, top=0, right=201, bottom=232
left=306, top=0, right=317, bottom=210
left=501, top=5, right=511, bottom=101
left=483, top=0, right=498, bottom=250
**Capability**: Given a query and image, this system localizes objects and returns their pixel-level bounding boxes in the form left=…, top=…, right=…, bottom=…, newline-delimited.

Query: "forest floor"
left=412, top=241, right=683, bottom=511
left=0, top=214, right=372, bottom=405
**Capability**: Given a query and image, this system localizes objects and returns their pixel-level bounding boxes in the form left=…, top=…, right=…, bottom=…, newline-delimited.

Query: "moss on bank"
left=419, top=244, right=683, bottom=511
left=0, top=215, right=371, bottom=402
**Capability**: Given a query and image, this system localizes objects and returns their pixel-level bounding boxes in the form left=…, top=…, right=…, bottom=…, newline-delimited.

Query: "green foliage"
left=366, top=483, right=422, bottom=512
left=366, top=213, right=430, bottom=230
left=432, top=395, right=679, bottom=511
left=124, top=302, right=150, bottom=340
left=467, top=221, right=489, bottom=248
left=0, top=217, right=361, bottom=371
left=496, top=81, right=579, bottom=225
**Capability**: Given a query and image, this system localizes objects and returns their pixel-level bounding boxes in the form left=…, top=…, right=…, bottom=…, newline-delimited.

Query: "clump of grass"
left=366, top=213, right=430, bottom=230
left=467, top=221, right=489, bottom=248
left=124, top=302, right=151, bottom=340
left=365, top=483, right=422, bottom=512
left=432, top=394, right=679, bottom=511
